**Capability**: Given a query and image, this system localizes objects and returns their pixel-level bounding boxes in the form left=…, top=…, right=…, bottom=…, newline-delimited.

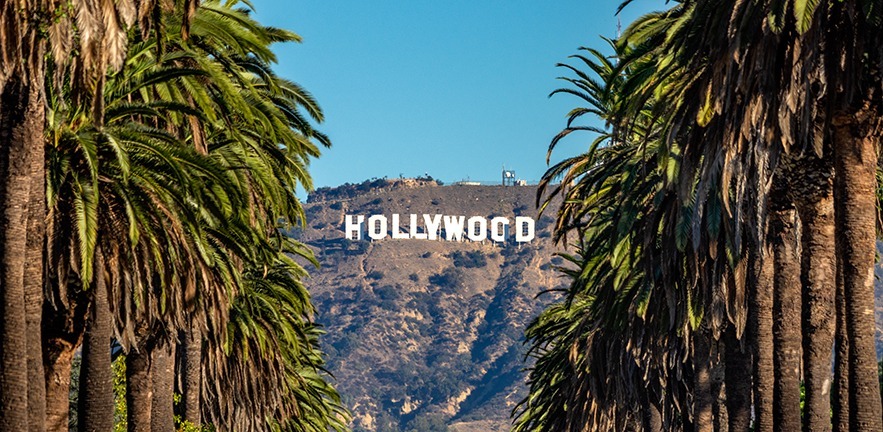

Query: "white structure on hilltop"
left=502, top=166, right=516, bottom=186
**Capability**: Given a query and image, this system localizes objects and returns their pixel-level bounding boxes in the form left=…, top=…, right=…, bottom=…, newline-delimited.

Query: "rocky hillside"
left=290, top=180, right=565, bottom=432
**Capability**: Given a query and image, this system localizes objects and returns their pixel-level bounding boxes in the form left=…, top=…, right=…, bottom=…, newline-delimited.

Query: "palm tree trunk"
left=25, top=105, right=47, bottom=431
left=771, top=205, right=802, bottom=431
left=832, top=113, right=882, bottom=431
left=749, top=241, right=775, bottom=432
left=126, top=347, right=153, bottom=432
left=151, top=343, right=176, bottom=432
left=710, top=342, right=726, bottom=432
left=78, top=249, right=114, bottom=432
left=179, top=325, right=202, bottom=425
left=641, top=389, right=663, bottom=432
left=724, top=324, right=752, bottom=432
left=0, top=60, right=45, bottom=431
left=796, top=176, right=836, bottom=432
left=43, top=287, right=89, bottom=431
left=44, top=345, right=76, bottom=431
left=693, top=329, right=714, bottom=432
left=832, top=254, right=849, bottom=432
left=0, top=3, right=48, bottom=429
left=0, top=62, right=45, bottom=432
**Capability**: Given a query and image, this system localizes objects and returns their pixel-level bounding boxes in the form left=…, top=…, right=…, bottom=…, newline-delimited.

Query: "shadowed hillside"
left=291, top=179, right=565, bottom=431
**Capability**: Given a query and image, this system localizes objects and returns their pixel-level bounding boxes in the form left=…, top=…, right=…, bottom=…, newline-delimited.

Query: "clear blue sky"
left=253, top=1, right=668, bottom=190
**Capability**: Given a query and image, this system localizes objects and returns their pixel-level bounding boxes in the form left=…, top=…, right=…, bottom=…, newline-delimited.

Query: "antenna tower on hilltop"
left=502, top=165, right=516, bottom=186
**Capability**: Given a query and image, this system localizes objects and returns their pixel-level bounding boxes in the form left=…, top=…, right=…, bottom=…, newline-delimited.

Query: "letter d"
left=515, top=217, right=535, bottom=243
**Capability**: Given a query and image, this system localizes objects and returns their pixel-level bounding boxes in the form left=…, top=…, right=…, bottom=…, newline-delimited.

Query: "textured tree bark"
left=723, top=325, right=752, bottom=432
left=641, top=390, right=663, bottom=432
left=42, top=286, right=88, bottom=432
left=693, top=329, right=714, bottom=432
left=179, top=325, right=202, bottom=425
left=770, top=205, right=802, bottom=431
left=151, top=343, right=176, bottom=432
left=44, top=346, right=75, bottom=432
left=78, top=250, right=114, bottom=432
left=796, top=182, right=836, bottom=432
left=24, top=115, right=46, bottom=431
left=710, top=342, right=726, bottom=432
left=833, top=112, right=882, bottom=432
left=0, top=61, right=43, bottom=432
left=126, top=348, right=153, bottom=432
left=832, top=253, right=849, bottom=432
left=748, top=243, right=775, bottom=432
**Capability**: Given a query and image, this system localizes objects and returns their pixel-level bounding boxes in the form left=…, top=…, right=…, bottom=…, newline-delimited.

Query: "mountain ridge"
left=292, top=180, right=564, bottom=431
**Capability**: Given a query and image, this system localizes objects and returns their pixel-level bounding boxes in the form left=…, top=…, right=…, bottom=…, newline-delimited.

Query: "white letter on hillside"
left=467, top=216, right=487, bottom=242
left=443, top=215, right=465, bottom=241
left=409, top=214, right=427, bottom=239
left=368, top=215, right=388, bottom=240
left=345, top=215, right=364, bottom=240
left=391, top=214, right=409, bottom=239
left=490, top=217, right=509, bottom=243
left=515, top=217, right=535, bottom=243
left=424, top=214, right=442, bottom=240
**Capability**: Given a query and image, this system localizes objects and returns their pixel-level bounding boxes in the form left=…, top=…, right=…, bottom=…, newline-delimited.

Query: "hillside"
left=290, top=180, right=565, bottom=431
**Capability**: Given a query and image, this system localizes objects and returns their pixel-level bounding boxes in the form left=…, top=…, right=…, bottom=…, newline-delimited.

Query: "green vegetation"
left=519, top=1, right=883, bottom=431
left=429, top=268, right=465, bottom=292
left=113, top=355, right=126, bottom=432
left=404, top=413, right=449, bottom=432
left=311, top=177, right=443, bottom=203
left=450, top=250, right=487, bottom=268
left=0, top=1, right=346, bottom=431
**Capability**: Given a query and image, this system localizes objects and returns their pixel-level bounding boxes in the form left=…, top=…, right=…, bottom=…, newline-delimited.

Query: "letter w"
left=443, top=216, right=465, bottom=241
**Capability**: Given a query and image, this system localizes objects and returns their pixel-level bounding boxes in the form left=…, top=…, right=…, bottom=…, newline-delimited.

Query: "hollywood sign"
left=345, top=214, right=535, bottom=243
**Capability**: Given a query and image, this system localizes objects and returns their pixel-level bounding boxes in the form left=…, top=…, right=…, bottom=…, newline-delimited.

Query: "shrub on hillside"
left=450, top=250, right=487, bottom=268
left=375, top=285, right=401, bottom=305
left=429, top=268, right=464, bottom=292
left=405, top=413, right=449, bottom=432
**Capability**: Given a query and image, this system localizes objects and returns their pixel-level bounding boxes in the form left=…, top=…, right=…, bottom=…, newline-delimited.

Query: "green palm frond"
left=46, top=1, right=345, bottom=430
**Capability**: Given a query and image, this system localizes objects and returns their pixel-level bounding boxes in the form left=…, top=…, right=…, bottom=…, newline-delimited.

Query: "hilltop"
left=290, top=180, right=565, bottom=431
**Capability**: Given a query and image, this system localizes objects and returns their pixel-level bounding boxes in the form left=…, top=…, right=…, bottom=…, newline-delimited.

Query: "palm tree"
left=201, top=244, right=348, bottom=432
left=0, top=9, right=49, bottom=428
left=150, top=341, right=176, bottom=432
left=77, top=247, right=114, bottom=432
left=612, top=2, right=883, bottom=430
left=749, top=238, right=775, bottom=432
left=833, top=254, right=850, bottom=431
left=792, top=151, right=836, bottom=432
left=521, top=41, right=703, bottom=431
left=44, top=86, right=239, bottom=432
left=139, top=4, right=339, bottom=429
left=57, top=3, right=341, bottom=430
left=178, top=324, right=202, bottom=425
left=1, top=1, right=175, bottom=427
left=722, top=323, right=752, bottom=431
left=8, top=1, right=341, bottom=431
left=769, top=181, right=801, bottom=430
left=522, top=2, right=883, bottom=430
